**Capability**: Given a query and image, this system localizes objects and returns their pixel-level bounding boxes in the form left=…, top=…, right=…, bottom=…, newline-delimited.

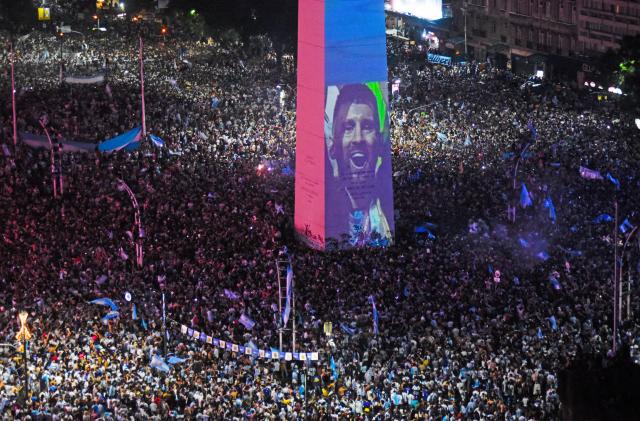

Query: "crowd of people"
left=0, top=14, right=639, bottom=420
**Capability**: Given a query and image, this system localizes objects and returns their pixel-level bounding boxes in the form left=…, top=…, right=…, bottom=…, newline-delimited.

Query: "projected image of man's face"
left=337, top=103, right=378, bottom=184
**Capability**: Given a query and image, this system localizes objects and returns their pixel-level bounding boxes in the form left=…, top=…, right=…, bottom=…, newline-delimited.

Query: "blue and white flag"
left=150, top=354, right=170, bottom=373
left=224, top=289, right=240, bottom=300
left=519, top=238, right=530, bottom=248
left=594, top=214, right=614, bottom=224
left=330, top=356, right=338, bottom=381
left=368, top=296, right=379, bottom=335
left=101, top=311, right=120, bottom=324
left=167, top=356, right=188, bottom=365
left=606, top=172, right=620, bottom=189
left=549, top=315, right=558, bottom=331
left=537, top=327, right=544, bottom=339
left=537, top=251, right=550, bottom=261
left=543, top=196, right=556, bottom=221
left=97, top=127, right=142, bottom=153
left=149, top=134, right=165, bottom=148
left=132, top=304, right=138, bottom=320
left=620, top=218, right=635, bottom=234
left=520, top=184, right=533, bottom=208
left=579, top=166, right=603, bottom=180
left=282, top=264, right=293, bottom=326
left=436, top=132, right=448, bottom=142
left=239, top=313, right=255, bottom=330
left=549, top=275, right=562, bottom=290
left=339, top=322, right=357, bottom=335
left=89, top=298, right=119, bottom=311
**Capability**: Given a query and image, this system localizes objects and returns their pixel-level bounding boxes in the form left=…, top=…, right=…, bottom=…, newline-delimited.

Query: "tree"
left=598, top=35, right=640, bottom=109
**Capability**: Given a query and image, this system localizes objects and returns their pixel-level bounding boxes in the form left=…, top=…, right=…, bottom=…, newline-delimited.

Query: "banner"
left=64, top=74, right=105, bottom=85
left=20, top=132, right=96, bottom=153
left=178, top=323, right=320, bottom=362
left=98, top=127, right=142, bottom=153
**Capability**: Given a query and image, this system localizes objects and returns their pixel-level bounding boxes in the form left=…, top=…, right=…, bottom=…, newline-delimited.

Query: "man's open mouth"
left=350, top=152, right=368, bottom=169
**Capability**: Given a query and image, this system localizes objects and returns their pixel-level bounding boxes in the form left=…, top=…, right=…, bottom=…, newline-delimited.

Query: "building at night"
left=387, top=0, right=640, bottom=80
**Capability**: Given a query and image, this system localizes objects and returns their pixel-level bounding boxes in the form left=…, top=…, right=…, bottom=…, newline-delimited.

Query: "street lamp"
left=117, top=179, right=144, bottom=268
left=16, top=311, right=31, bottom=403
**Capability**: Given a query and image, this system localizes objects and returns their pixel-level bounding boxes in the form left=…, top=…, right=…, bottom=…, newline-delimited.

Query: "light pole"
left=39, top=117, right=58, bottom=198
left=16, top=311, right=31, bottom=403
left=461, top=5, right=468, bottom=58
left=613, top=201, right=619, bottom=354
left=10, top=42, right=17, bottom=147
left=619, top=225, right=638, bottom=321
left=117, top=179, right=144, bottom=268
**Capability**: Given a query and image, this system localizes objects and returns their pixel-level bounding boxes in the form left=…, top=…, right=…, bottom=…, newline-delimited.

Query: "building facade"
left=448, top=0, right=640, bottom=78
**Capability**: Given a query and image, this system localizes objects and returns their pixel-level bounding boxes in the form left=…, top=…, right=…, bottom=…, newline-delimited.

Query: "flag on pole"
left=368, top=296, right=379, bottom=335
left=330, top=356, right=338, bottom=380
left=594, top=214, right=614, bottom=223
left=579, top=166, right=603, bottom=180
left=606, top=172, right=620, bottom=189
left=89, top=298, right=119, bottom=311
left=339, top=322, right=357, bottom=335
left=149, top=134, right=165, bottom=148
left=520, top=184, right=533, bottom=208
left=239, top=314, right=255, bottom=330
left=282, top=264, right=293, bottom=326
left=543, top=196, right=556, bottom=221
left=620, top=218, right=635, bottom=234
left=150, top=354, right=170, bottom=372
left=101, top=310, right=120, bottom=324
left=223, top=289, right=240, bottom=300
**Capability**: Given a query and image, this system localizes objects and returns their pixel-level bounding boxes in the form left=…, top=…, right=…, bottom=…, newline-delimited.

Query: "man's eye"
left=362, top=121, right=375, bottom=131
left=343, top=122, right=355, bottom=132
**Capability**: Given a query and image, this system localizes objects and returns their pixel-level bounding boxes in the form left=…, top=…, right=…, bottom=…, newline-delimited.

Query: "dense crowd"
left=0, top=15, right=639, bottom=420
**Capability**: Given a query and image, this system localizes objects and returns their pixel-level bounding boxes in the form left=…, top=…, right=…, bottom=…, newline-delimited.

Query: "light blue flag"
left=141, top=318, right=147, bottom=330
left=132, top=304, right=137, bottom=320
left=330, top=356, right=338, bottom=381
left=149, top=134, right=165, bottom=148
left=543, top=196, right=556, bottom=221
left=606, top=172, right=620, bottom=189
left=282, top=264, right=293, bottom=326
left=224, top=289, right=240, bottom=300
left=549, top=315, right=558, bottom=331
left=537, top=327, right=543, bottom=339
left=368, top=296, right=379, bottom=335
left=150, top=354, right=170, bottom=373
left=464, top=134, right=472, bottom=146
left=436, top=132, right=448, bottom=142
left=520, top=184, right=533, bottom=208
left=89, top=298, right=119, bottom=311
left=339, top=322, right=357, bottom=335
left=101, top=311, right=120, bottom=324
left=594, top=214, right=614, bottom=224
left=97, top=127, right=142, bottom=153
left=167, top=356, right=188, bottom=365
left=239, top=313, right=255, bottom=330
left=620, top=218, right=635, bottom=234
left=537, top=251, right=550, bottom=261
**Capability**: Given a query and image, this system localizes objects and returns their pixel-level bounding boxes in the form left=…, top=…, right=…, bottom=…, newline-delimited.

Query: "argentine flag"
left=520, top=183, right=533, bottom=208
left=149, top=134, right=165, bottom=148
